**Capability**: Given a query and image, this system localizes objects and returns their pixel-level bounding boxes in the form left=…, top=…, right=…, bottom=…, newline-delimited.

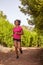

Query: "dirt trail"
left=0, top=47, right=43, bottom=65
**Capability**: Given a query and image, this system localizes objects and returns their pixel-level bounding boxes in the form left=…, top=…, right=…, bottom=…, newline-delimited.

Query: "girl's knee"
left=15, top=46, right=18, bottom=49
left=18, top=46, right=21, bottom=50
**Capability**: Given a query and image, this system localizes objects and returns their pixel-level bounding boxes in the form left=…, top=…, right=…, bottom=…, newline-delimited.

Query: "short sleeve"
left=20, top=26, right=23, bottom=32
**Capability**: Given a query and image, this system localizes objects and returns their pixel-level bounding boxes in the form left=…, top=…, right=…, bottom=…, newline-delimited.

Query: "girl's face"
left=15, top=21, right=19, bottom=26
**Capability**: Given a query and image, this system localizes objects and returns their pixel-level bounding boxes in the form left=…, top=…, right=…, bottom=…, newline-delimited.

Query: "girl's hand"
left=16, top=30, right=23, bottom=35
left=15, top=32, right=18, bottom=34
left=12, top=34, right=13, bottom=36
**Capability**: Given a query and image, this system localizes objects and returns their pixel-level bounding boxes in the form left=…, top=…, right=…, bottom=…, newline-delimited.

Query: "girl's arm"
left=12, top=28, right=15, bottom=36
left=13, top=27, right=15, bottom=34
left=17, top=30, right=23, bottom=35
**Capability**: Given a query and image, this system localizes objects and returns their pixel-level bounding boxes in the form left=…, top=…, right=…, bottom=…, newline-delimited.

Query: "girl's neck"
left=15, top=25, right=19, bottom=27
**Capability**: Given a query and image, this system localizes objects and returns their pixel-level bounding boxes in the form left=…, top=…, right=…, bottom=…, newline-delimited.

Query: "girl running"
left=13, top=19, right=23, bottom=59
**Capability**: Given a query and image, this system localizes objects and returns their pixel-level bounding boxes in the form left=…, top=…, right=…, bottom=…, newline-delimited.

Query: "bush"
left=21, top=27, right=43, bottom=47
left=0, top=18, right=43, bottom=47
left=0, top=18, right=13, bottom=47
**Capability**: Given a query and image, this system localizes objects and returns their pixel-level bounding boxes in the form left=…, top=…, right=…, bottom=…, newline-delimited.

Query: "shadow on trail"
left=0, top=48, right=43, bottom=65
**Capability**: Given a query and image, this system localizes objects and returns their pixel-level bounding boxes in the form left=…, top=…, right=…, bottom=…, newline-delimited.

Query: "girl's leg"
left=14, top=41, right=19, bottom=58
left=18, top=41, right=23, bottom=54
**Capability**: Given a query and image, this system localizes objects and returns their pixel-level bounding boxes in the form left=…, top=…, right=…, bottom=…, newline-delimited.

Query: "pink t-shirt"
left=13, top=26, right=23, bottom=39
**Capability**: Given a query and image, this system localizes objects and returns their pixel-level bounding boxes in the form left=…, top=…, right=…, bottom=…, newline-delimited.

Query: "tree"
left=0, top=11, right=7, bottom=19
left=19, top=0, right=43, bottom=34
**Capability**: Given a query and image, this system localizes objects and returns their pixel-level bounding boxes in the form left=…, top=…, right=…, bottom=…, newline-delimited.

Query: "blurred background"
left=0, top=0, right=43, bottom=47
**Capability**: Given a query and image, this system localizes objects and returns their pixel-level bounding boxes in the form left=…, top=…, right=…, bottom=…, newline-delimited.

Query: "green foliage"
left=21, top=27, right=31, bottom=47
left=21, top=26, right=43, bottom=47
left=0, top=11, right=7, bottom=19
left=0, top=11, right=43, bottom=47
left=0, top=11, right=13, bottom=47
left=19, top=0, right=43, bottom=33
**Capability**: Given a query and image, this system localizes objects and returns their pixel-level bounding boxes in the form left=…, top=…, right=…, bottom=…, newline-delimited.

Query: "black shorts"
left=13, top=38, right=21, bottom=42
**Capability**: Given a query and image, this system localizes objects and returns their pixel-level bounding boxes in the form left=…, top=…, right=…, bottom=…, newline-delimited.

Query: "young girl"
left=13, top=19, right=23, bottom=59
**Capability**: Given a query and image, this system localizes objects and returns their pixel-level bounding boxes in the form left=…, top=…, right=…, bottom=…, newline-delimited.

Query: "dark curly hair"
left=14, top=19, right=21, bottom=25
